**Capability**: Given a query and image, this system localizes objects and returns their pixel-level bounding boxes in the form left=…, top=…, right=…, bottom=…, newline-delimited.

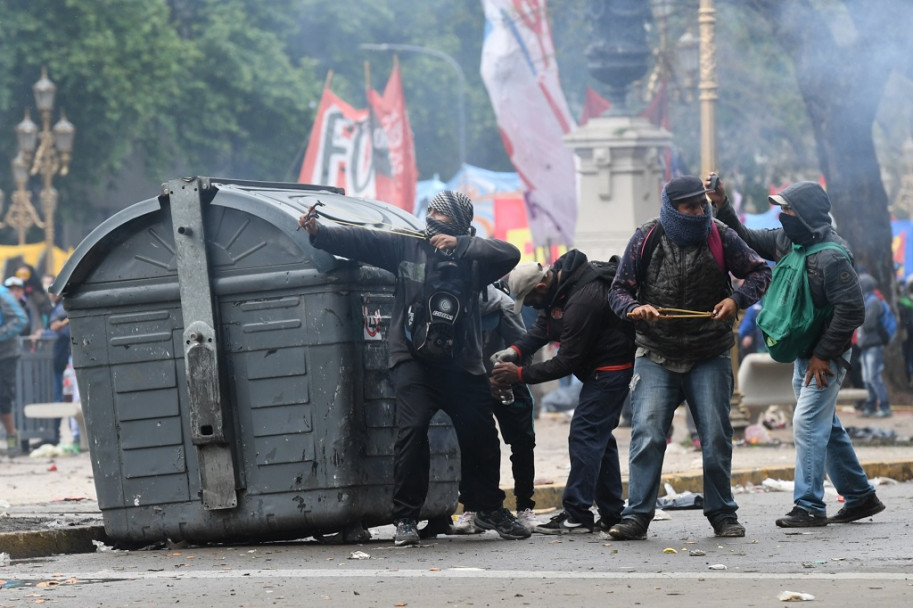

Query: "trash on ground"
left=348, top=551, right=370, bottom=560
left=777, top=590, right=815, bottom=601
left=708, top=564, right=727, bottom=570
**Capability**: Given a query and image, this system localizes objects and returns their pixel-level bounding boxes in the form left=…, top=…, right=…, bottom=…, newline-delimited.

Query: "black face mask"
left=780, top=214, right=816, bottom=246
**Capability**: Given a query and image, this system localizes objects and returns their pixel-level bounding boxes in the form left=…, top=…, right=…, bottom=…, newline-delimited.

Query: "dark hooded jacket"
left=510, top=250, right=635, bottom=383
left=311, top=222, right=520, bottom=375
left=715, top=181, right=864, bottom=363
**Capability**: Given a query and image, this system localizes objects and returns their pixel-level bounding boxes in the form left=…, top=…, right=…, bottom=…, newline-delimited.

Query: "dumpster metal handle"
left=169, top=178, right=238, bottom=511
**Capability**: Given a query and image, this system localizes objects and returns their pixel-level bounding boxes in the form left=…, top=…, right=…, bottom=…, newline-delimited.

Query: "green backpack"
left=756, top=242, right=850, bottom=363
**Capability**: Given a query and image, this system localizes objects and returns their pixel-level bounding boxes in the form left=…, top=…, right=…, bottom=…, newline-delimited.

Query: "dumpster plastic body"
left=52, top=177, right=460, bottom=543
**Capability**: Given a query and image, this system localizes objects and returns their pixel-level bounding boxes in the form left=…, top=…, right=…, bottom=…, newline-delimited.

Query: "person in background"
left=856, top=274, right=892, bottom=418
left=300, top=190, right=530, bottom=546
left=492, top=251, right=635, bottom=535
left=607, top=175, right=771, bottom=541
left=15, top=265, right=52, bottom=330
left=446, top=282, right=538, bottom=535
left=709, top=174, right=885, bottom=528
left=0, top=282, right=28, bottom=455
left=898, top=276, right=913, bottom=386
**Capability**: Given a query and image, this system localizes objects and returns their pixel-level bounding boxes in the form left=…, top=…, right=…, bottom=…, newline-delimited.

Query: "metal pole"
left=359, top=43, right=466, bottom=168
left=699, top=0, right=718, bottom=176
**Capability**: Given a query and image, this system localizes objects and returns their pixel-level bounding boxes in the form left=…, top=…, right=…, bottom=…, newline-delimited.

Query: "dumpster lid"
left=51, top=177, right=425, bottom=296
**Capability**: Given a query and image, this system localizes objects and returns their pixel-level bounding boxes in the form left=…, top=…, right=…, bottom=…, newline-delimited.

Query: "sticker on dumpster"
left=363, top=306, right=383, bottom=340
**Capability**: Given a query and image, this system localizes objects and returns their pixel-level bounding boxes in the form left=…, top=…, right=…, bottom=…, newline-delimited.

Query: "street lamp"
left=16, top=67, right=75, bottom=274
left=359, top=42, right=466, bottom=168
left=1, top=152, right=45, bottom=246
left=698, top=0, right=718, bottom=176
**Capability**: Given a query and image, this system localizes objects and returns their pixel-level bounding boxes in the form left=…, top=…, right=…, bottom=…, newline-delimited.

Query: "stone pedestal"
left=564, top=115, right=672, bottom=261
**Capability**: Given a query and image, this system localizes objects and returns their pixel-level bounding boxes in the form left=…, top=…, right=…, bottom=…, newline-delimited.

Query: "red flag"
left=299, top=74, right=374, bottom=198
left=366, top=59, right=418, bottom=211
left=579, top=86, right=612, bottom=126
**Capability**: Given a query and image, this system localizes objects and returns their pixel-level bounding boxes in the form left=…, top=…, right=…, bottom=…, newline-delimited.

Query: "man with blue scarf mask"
left=607, top=175, right=771, bottom=540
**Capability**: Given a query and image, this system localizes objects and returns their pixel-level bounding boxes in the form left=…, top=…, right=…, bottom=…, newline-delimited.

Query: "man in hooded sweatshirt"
left=606, top=175, right=771, bottom=541
left=856, top=274, right=892, bottom=418
left=300, top=190, right=530, bottom=546
left=491, top=250, right=635, bottom=535
left=708, top=175, right=886, bottom=527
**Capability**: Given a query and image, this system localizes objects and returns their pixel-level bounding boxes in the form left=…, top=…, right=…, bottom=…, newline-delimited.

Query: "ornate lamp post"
left=15, top=68, right=75, bottom=274
left=2, top=151, right=45, bottom=246
left=698, top=0, right=718, bottom=176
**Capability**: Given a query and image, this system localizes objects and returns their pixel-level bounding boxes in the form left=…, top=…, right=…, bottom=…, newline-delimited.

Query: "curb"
left=0, top=525, right=107, bottom=560
left=513, top=459, right=913, bottom=512
left=5, top=460, right=911, bottom=559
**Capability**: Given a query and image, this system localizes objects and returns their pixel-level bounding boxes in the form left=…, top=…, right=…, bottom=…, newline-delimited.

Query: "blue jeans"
left=623, top=354, right=737, bottom=526
left=791, top=352, right=874, bottom=516
left=860, top=345, right=890, bottom=413
left=562, top=368, right=632, bottom=527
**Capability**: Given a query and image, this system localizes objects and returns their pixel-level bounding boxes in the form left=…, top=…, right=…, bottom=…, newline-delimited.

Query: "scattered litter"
left=762, top=478, right=794, bottom=493
left=0, top=552, right=10, bottom=567
left=744, top=423, right=781, bottom=445
left=690, top=550, right=706, bottom=557
left=869, top=477, right=898, bottom=486
left=29, top=444, right=65, bottom=458
left=91, top=540, right=113, bottom=552
left=348, top=551, right=370, bottom=560
left=47, top=464, right=57, bottom=472
left=777, top=590, right=815, bottom=601
left=844, top=426, right=896, bottom=443
left=652, top=509, right=671, bottom=521
left=662, top=548, right=677, bottom=554
left=708, top=564, right=727, bottom=570
left=762, top=405, right=788, bottom=429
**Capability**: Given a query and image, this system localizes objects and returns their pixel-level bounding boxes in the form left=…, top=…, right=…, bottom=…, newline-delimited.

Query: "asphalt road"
left=1, top=481, right=910, bottom=607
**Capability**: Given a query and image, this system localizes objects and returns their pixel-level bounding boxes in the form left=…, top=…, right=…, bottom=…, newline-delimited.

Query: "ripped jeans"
left=623, top=354, right=738, bottom=526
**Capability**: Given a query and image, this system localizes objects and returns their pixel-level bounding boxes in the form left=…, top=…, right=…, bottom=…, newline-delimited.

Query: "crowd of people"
left=298, top=173, right=888, bottom=546
left=0, top=263, right=72, bottom=456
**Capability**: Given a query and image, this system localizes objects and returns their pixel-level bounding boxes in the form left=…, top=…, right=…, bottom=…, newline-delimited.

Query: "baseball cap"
left=664, top=176, right=707, bottom=202
left=508, top=262, right=549, bottom=315
left=4, top=277, right=24, bottom=288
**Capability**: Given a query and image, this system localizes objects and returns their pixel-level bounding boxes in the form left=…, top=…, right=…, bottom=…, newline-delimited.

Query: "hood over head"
left=770, top=181, right=833, bottom=239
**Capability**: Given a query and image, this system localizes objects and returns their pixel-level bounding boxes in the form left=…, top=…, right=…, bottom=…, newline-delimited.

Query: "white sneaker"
left=516, top=508, right=537, bottom=531
left=449, top=511, right=484, bottom=535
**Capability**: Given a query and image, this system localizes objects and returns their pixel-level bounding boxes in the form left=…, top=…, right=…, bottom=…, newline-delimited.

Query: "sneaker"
left=607, top=516, right=648, bottom=540
left=775, top=506, right=827, bottom=528
left=448, top=511, right=484, bottom=535
left=828, top=492, right=885, bottom=524
left=474, top=508, right=532, bottom=540
left=4, top=435, right=21, bottom=457
left=516, top=508, right=538, bottom=532
left=534, top=511, right=592, bottom=535
left=873, top=410, right=892, bottom=418
left=595, top=515, right=621, bottom=534
left=712, top=516, right=746, bottom=537
left=419, top=516, right=454, bottom=539
left=393, top=519, right=420, bottom=546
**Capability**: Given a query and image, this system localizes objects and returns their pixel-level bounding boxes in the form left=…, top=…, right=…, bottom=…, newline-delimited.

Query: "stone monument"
left=565, top=0, right=672, bottom=261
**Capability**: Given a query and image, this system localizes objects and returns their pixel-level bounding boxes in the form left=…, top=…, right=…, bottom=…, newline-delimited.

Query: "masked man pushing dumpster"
left=299, top=190, right=530, bottom=546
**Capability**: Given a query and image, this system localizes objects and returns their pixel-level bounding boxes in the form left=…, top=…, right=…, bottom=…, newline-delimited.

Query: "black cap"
left=664, top=176, right=706, bottom=202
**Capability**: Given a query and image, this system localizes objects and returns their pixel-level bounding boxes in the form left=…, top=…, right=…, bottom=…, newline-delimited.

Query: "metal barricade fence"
left=12, top=336, right=58, bottom=446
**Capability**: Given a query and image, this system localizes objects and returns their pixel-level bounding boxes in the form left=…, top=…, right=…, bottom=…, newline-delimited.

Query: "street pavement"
left=1, top=404, right=911, bottom=560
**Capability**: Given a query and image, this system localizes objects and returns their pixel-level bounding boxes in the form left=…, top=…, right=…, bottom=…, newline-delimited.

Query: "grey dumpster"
left=51, top=177, right=460, bottom=544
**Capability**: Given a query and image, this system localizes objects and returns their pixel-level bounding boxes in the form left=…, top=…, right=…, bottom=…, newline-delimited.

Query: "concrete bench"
left=738, top=353, right=867, bottom=424
left=23, top=402, right=88, bottom=451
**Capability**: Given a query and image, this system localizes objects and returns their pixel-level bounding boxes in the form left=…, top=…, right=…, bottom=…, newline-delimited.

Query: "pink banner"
left=480, top=0, right=578, bottom=247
